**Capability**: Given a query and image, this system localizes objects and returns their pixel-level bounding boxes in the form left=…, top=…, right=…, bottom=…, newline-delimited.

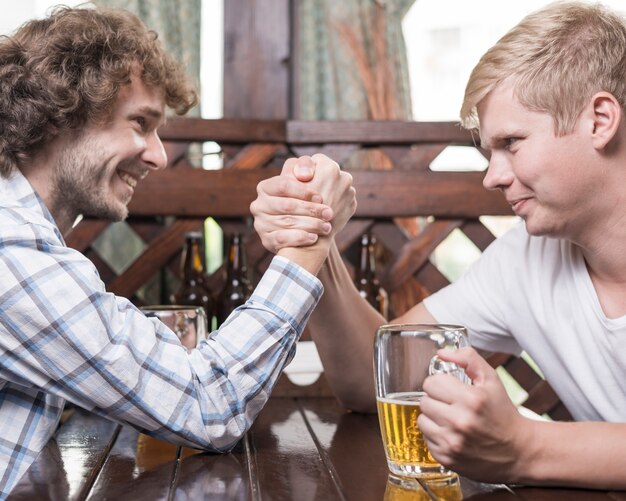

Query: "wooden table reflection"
left=8, top=397, right=624, bottom=500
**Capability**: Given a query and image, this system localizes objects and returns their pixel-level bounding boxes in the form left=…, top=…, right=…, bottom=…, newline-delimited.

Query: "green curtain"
left=95, top=0, right=201, bottom=117
left=298, top=0, right=424, bottom=299
left=298, top=0, right=415, bottom=121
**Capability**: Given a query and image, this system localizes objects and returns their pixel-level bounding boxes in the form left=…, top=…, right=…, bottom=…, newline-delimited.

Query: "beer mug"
left=141, top=305, right=208, bottom=351
left=374, top=324, right=470, bottom=478
left=384, top=473, right=462, bottom=501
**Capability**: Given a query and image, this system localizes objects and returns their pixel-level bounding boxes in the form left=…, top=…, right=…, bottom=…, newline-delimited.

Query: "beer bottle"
left=354, top=232, right=389, bottom=319
left=216, top=233, right=253, bottom=326
left=172, top=231, right=215, bottom=321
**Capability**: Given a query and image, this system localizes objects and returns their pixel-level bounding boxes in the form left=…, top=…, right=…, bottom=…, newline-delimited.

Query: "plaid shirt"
left=0, top=171, right=323, bottom=499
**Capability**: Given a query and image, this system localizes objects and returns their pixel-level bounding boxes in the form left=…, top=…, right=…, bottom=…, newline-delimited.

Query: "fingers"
left=254, top=213, right=332, bottom=237
left=422, top=373, right=469, bottom=405
left=250, top=190, right=333, bottom=221
left=252, top=209, right=333, bottom=250
left=281, top=157, right=297, bottom=176
left=253, top=153, right=356, bottom=254
left=256, top=174, right=324, bottom=203
left=435, top=347, right=492, bottom=384
left=417, top=398, right=464, bottom=467
left=309, top=154, right=341, bottom=185
left=419, top=380, right=477, bottom=464
left=276, top=154, right=349, bottom=206
left=294, top=157, right=315, bottom=182
left=417, top=405, right=449, bottom=451
left=259, top=229, right=320, bottom=250
left=252, top=198, right=333, bottom=252
left=281, top=156, right=316, bottom=183
left=422, top=348, right=494, bottom=408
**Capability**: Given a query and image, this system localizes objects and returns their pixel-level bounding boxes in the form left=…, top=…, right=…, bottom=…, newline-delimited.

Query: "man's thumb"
left=293, top=156, right=315, bottom=181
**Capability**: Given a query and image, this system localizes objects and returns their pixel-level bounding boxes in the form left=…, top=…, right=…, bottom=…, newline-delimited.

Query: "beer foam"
left=377, top=391, right=425, bottom=405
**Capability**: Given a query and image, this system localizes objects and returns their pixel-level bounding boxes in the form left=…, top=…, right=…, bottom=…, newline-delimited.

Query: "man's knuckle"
left=260, top=236, right=273, bottom=250
left=447, top=434, right=465, bottom=455
left=453, top=413, right=475, bottom=436
left=467, top=391, right=487, bottom=412
left=274, top=232, right=287, bottom=246
left=277, top=178, right=291, bottom=194
left=280, top=199, right=296, bottom=213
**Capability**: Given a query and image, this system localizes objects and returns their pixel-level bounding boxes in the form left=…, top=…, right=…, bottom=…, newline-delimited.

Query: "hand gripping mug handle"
left=428, top=354, right=471, bottom=384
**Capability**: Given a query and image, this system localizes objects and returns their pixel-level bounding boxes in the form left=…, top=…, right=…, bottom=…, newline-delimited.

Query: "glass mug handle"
left=428, top=354, right=471, bottom=384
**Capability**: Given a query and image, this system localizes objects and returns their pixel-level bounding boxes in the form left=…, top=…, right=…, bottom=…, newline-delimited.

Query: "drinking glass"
left=141, top=305, right=208, bottom=351
left=374, top=324, right=470, bottom=478
left=384, top=473, right=462, bottom=501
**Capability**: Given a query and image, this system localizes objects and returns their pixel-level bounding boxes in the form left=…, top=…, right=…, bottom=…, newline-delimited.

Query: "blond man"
left=251, top=1, right=626, bottom=488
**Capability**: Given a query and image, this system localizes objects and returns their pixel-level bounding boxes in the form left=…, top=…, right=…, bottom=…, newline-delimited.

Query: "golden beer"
left=384, top=473, right=462, bottom=501
left=377, top=391, right=446, bottom=477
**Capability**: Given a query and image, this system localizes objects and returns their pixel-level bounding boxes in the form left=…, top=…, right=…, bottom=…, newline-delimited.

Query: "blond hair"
left=460, top=1, right=626, bottom=134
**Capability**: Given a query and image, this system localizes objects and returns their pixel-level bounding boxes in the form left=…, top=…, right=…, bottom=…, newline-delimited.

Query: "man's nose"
left=482, top=154, right=514, bottom=191
left=142, top=131, right=168, bottom=170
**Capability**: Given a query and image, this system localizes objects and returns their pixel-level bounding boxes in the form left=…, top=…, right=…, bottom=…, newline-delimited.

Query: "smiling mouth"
left=118, top=170, right=140, bottom=188
left=509, top=198, right=529, bottom=213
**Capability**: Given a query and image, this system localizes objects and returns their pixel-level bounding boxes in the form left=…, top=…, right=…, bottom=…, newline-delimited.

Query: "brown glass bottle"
left=354, top=232, right=389, bottom=319
left=216, top=233, right=253, bottom=326
left=171, top=231, right=215, bottom=321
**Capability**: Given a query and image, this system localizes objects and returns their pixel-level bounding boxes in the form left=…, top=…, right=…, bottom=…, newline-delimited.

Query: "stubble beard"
left=50, top=138, right=130, bottom=224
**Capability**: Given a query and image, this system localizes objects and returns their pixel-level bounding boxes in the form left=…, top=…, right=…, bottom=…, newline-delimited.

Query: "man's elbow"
left=182, top=416, right=249, bottom=453
left=335, top=391, right=377, bottom=414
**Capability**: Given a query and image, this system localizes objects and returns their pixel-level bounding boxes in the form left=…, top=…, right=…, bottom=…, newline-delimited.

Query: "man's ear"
left=589, top=92, right=622, bottom=150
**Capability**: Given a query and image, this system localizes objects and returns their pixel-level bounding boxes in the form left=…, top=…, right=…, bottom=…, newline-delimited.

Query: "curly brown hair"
left=0, top=6, right=198, bottom=177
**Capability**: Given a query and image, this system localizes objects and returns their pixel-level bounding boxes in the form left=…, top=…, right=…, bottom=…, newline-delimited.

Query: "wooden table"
left=8, top=397, right=625, bottom=500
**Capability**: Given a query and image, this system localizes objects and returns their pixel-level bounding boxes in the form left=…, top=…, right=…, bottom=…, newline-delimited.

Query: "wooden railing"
left=65, top=118, right=571, bottom=421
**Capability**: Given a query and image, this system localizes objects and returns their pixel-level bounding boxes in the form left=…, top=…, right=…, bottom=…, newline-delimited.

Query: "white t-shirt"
left=423, top=223, right=626, bottom=422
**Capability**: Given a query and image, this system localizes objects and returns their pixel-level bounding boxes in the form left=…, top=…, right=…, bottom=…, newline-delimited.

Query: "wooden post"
left=223, top=0, right=292, bottom=119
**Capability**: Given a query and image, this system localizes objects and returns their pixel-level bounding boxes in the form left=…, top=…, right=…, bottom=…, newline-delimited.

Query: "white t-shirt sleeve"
left=423, top=224, right=526, bottom=355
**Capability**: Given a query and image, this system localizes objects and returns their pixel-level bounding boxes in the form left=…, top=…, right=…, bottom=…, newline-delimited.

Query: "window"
left=403, top=0, right=626, bottom=122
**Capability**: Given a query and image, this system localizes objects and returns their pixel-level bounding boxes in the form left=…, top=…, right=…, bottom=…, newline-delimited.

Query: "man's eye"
left=134, top=117, right=146, bottom=128
left=504, top=137, right=519, bottom=149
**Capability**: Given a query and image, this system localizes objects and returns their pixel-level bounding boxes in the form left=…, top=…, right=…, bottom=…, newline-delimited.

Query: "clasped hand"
left=251, top=156, right=535, bottom=484
left=251, top=154, right=356, bottom=253
left=420, top=347, right=535, bottom=483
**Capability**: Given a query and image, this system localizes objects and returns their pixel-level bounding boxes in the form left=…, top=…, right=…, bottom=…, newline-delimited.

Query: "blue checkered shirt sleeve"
left=0, top=183, right=323, bottom=497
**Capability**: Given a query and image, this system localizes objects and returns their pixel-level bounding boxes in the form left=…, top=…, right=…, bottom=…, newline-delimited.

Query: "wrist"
left=277, top=239, right=332, bottom=276
left=510, top=416, right=543, bottom=484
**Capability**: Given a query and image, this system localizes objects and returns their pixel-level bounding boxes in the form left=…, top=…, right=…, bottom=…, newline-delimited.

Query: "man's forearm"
left=306, top=241, right=384, bottom=412
left=278, top=242, right=331, bottom=277
left=517, top=420, right=626, bottom=489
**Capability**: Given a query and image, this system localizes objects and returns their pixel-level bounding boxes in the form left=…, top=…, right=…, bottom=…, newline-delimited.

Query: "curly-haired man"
left=0, top=6, right=355, bottom=496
